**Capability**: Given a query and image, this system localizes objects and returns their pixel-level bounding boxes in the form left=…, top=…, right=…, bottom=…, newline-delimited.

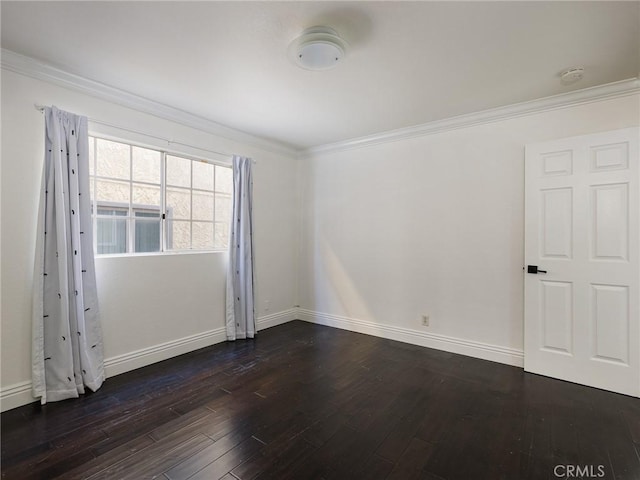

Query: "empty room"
left=1, top=1, right=639, bottom=479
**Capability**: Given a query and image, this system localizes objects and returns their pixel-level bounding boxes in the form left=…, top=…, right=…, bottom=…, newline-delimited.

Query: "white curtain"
left=226, top=156, right=255, bottom=340
left=32, top=106, right=104, bottom=404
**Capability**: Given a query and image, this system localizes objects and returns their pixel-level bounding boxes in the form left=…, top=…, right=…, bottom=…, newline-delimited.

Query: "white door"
left=524, top=128, right=639, bottom=397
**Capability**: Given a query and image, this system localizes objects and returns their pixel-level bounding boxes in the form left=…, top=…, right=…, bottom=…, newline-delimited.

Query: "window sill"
left=94, top=250, right=227, bottom=259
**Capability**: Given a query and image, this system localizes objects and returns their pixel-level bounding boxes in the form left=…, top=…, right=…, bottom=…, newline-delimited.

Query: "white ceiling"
left=2, top=1, right=638, bottom=151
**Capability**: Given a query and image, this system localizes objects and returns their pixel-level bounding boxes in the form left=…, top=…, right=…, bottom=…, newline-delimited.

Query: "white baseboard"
left=1, top=308, right=523, bottom=411
left=1, top=309, right=297, bottom=412
left=257, top=308, right=297, bottom=330
left=103, top=327, right=228, bottom=378
left=297, top=309, right=524, bottom=368
left=0, top=381, right=34, bottom=412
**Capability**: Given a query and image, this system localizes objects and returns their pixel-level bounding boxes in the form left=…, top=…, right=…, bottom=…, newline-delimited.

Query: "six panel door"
left=524, top=128, right=639, bottom=397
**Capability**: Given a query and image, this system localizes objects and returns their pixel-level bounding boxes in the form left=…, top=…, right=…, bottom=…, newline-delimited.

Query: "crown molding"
left=1, top=49, right=299, bottom=157
left=4, top=49, right=637, bottom=159
left=304, top=78, right=640, bottom=156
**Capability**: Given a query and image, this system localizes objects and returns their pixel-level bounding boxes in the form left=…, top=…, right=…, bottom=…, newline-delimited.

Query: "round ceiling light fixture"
left=560, top=66, right=585, bottom=84
left=288, top=26, right=347, bottom=71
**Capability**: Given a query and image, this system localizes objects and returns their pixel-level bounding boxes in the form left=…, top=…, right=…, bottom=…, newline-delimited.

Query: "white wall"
left=298, top=94, right=640, bottom=365
left=2, top=62, right=638, bottom=412
left=1, top=70, right=299, bottom=410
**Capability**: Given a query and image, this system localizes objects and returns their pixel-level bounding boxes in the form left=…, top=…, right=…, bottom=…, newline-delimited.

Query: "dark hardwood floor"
left=2, top=320, right=640, bottom=480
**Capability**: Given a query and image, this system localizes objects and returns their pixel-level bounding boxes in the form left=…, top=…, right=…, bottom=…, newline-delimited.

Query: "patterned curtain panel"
left=225, top=156, right=255, bottom=340
left=32, top=106, right=104, bottom=404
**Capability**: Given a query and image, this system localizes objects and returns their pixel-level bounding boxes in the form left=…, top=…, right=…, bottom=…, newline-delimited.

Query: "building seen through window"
left=89, top=137, right=232, bottom=255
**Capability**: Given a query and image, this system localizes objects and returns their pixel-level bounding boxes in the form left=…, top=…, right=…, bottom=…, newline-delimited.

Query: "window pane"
left=166, top=220, right=190, bottom=250
left=132, top=146, right=161, bottom=184
left=133, top=183, right=160, bottom=207
left=215, top=194, right=231, bottom=224
left=215, top=165, right=232, bottom=193
left=89, top=137, right=95, bottom=176
left=214, top=222, right=229, bottom=250
left=192, top=191, right=214, bottom=221
left=166, top=155, right=191, bottom=187
left=192, top=222, right=214, bottom=250
left=135, top=217, right=160, bottom=253
left=97, top=217, right=127, bottom=254
left=96, top=179, right=130, bottom=204
left=135, top=211, right=160, bottom=218
left=97, top=208, right=127, bottom=216
left=166, top=187, right=190, bottom=220
left=96, top=139, right=130, bottom=180
left=192, top=161, right=214, bottom=191
left=90, top=136, right=232, bottom=256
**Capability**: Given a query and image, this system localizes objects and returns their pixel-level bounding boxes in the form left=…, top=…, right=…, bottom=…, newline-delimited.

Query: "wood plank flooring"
left=2, top=320, right=640, bottom=479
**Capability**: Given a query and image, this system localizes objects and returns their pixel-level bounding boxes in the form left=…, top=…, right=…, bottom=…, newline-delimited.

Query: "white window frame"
left=89, top=135, right=232, bottom=256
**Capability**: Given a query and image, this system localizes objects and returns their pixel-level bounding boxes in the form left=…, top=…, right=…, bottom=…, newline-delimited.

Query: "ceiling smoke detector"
left=560, top=67, right=585, bottom=84
left=288, top=26, right=347, bottom=71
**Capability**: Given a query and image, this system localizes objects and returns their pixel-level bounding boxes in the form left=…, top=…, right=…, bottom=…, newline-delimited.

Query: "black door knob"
left=527, top=265, right=547, bottom=274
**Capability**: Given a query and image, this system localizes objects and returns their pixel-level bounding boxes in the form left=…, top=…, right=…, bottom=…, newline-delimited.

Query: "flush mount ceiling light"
left=560, top=66, right=585, bottom=84
left=288, top=26, right=347, bottom=71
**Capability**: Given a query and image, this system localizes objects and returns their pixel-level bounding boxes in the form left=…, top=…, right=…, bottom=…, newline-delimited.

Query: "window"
left=89, top=136, right=232, bottom=255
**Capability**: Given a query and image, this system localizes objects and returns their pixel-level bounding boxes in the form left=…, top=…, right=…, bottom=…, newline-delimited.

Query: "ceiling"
left=2, top=1, right=638, bottom=151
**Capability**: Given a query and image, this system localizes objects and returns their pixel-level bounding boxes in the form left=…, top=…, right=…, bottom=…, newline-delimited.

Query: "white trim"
left=0, top=381, right=33, bottom=412
left=103, top=327, right=227, bottom=378
left=0, top=49, right=298, bottom=157
left=304, top=78, right=640, bottom=156
left=257, top=308, right=297, bottom=330
left=0, top=308, right=528, bottom=411
left=3, top=49, right=637, bottom=158
left=297, top=309, right=524, bottom=368
left=0, top=310, right=298, bottom=412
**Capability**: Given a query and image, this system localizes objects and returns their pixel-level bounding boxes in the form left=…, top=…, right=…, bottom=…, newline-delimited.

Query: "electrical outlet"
left=264, top=300, right=271, bottom=312
left=421, top=315, right=429, bottom=326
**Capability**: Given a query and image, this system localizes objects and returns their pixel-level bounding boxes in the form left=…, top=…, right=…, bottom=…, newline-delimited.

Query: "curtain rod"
left=34, top=104, right=252, bottom=161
